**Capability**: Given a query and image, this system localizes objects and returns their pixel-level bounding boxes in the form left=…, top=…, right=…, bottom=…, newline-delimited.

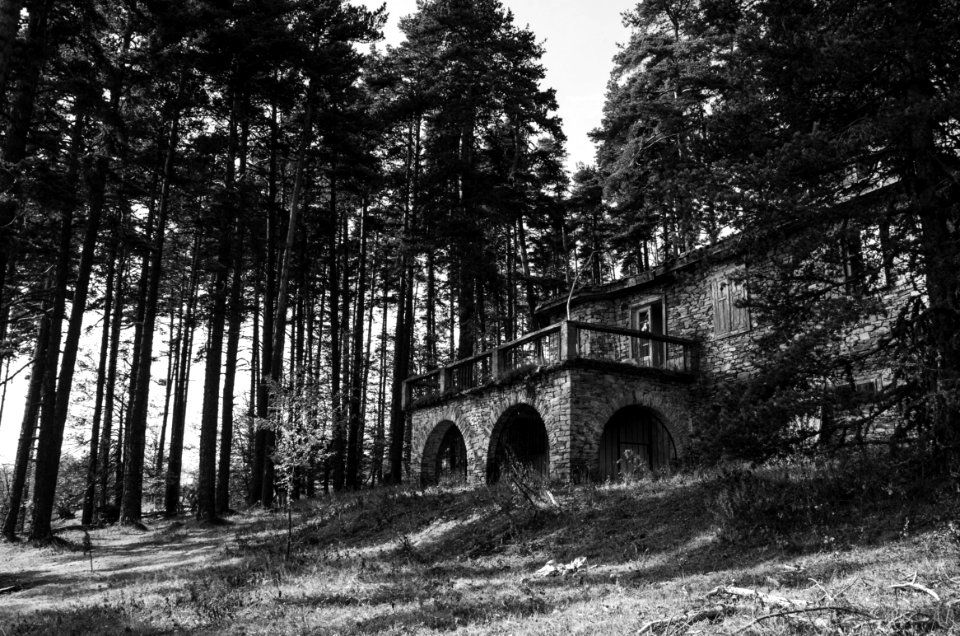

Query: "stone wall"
left=566, top=367, right=695, bottom=481
left=408, top=369, right=573, bottom=486
left=542, top=246, right=924, bottom=442
left=407, top=363, right=695, bottom=486
left=552, top=253, right=920, bottom=388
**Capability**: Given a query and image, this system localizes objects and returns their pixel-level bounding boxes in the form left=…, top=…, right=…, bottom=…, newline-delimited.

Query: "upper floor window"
left=712, top=274, right=750, bottom=337
left=629, top=298, right=665, bottom=367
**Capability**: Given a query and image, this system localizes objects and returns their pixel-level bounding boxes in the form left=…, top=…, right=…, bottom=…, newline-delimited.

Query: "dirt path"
left=0, top=515, right=252, bottom=621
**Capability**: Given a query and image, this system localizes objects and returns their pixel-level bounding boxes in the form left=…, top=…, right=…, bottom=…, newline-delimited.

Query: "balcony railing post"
left=491, top=346, right=505, bottom=379
left=401, top=379, right=411, bottom=410
left=439, top=367, right=452, bottom=393
left=560, top=320, right=578, bottom=360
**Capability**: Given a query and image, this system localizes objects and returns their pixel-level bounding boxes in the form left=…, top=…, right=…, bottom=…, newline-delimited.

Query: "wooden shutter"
left=730, top=279, right=750, bottom=332
left=713, top=279, right=730, bottom=334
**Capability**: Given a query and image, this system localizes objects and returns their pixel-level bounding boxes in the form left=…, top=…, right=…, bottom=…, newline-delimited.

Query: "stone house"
left=402, top=235, right=917, bottom=486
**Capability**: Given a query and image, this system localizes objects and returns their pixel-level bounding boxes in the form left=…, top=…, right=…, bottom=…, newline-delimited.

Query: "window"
left=711, top=274, right=750, bottom=336
left=629, top=299, right=665, bottom=366
left=835, top=378, right=878, bottom=405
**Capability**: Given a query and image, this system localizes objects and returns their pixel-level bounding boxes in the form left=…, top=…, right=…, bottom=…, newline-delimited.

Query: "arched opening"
left=597, top=405, right=676, bottom=481
left=420, top=421, right=468, bottom=486
left=487, top=404, right=549, bottom=484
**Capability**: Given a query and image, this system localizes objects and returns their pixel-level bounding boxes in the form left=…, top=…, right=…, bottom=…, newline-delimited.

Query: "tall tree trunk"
left=1, top=280, right=51, bottom=538
left=331, top=183, right=347, bottom=491
left=373, top=277, right=388, bottom=486
left=27, top=111, right=84, bottom=540
left=264, top=95, right=312, bottom=506
left=197, top=73, right=244, bottom=521
left=121, top=86, right=182, bottom=524
left=99, top=251, right=126, bottom=510
left=358, top=243, right=379, bottom=484
left=81, top=241, right=116, bottom=526
left=388, top=254, right=414, bottom=484
left=247, top=261, right=260, bottom=497
left=251, top=100, right=280, bottom=505
left=346, top=202, right=368, bottom=489
left=455, top=112, right=477, bottom=359
left=196, top=229, right=231, bottom=521
left=154, top=304, right=178, bottom=477
left=515, top=217, right=537, bottom=327
left=30, top=148, right=108, bottom=540
left=387, top=116, right=421, bottom=484
left=425, top=251, right=437, bottom=368
left=216, top=232, right=244, bottom=515
left=113, top=402, right=124, bottom=509
left=164, top=236, right=199, bottom=516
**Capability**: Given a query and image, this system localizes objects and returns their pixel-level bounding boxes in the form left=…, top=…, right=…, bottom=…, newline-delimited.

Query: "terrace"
left=402, top=320, right=699, bottom=410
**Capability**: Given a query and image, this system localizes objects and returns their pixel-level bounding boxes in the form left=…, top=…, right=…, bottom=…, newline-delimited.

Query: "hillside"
left=2, top=457, right=958, bottom=635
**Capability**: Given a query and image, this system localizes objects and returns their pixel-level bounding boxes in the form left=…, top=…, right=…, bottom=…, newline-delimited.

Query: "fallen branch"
left=706, top=585, right=807, bottom=609
left=639, top=605, right=734, bottom=634
left=891, top=582, right=940, bottom=602
left=736, top=606, right=875, bottom=633
left=0, top=585, right=23, bottom=595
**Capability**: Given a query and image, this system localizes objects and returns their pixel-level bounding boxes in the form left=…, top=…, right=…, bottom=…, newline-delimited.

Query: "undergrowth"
left=2, top=450, right=959, bottom=635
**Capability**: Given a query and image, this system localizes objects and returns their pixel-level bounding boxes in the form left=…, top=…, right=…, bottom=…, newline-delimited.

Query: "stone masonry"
left=405, top=237, right=922, bottom=485
left=407, top=362, right=695, bottom=486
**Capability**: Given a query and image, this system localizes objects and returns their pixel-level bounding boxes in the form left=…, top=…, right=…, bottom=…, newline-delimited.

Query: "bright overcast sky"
left=357, top=0, right=638, bottom=173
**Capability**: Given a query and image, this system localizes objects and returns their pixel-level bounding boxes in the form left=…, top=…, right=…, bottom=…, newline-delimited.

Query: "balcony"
left=402, top=320, right=699, bottom=409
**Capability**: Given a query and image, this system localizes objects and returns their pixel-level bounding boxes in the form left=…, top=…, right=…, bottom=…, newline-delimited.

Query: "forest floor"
left=2, top=456, right=960, bottom=635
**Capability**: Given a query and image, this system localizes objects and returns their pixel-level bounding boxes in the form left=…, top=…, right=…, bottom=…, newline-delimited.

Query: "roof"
left=535, top=235, right=745, bottom=319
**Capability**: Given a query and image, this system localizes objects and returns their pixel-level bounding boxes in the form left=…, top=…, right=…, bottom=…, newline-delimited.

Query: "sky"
left=356, top=0, right=638, bottom=172
left=0, top=0, right=638, bottom=466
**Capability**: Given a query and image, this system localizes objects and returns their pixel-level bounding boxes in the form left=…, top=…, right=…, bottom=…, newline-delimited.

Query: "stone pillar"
left=560, top=320, right=579, bottom=360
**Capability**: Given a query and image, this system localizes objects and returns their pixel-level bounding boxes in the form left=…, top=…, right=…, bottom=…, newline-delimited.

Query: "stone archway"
left=486, top=404, right=550, bottom=484
left=597, top=405, right=677, bottom=480
left=420, top=420, right=468, bottom=486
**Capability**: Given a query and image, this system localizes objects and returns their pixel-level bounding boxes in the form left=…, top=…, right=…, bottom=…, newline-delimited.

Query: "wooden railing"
left=402, top=320, right=698, bottom=408
left=448, top=351, right=493, bottom=392
left=405, top=369, right=441, bottom=404
left=499, top=323, right=562, bottom=371
left=571, top=321, right=697, bottom=374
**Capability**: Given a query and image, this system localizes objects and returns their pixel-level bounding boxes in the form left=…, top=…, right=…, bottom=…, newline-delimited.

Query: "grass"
left=1, top=455, right=959, bottom=635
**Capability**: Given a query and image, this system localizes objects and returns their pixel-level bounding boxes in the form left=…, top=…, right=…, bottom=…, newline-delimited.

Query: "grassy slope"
left=2, top=460, right=959, bottom=635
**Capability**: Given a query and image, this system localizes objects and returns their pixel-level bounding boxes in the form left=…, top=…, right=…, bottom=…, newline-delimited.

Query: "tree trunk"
left=264, top=95, right=313, bottom=506
left=27, top=111, right=84, bottom=540
left=425, top=250, right=437, bottom=368
left=164, top=236, right=200, bottom=516
left=121, top=87, right=182, bottom=524
left=216, top=232, right=244, bottom=515
left=154, top=304, right=177, bottom=477
left=30, top=148, right=108, bottom=540
left=1, top=280, right=50, bottom=538
left=332, top=183, right=347, bottom=491
left=81, top=241, right=116, bottom=526
left=346, top=202, right=368, bottom=489
left=388, top=257, right=414, bottom=484
left=98, top=251, right=126, bottom=510
left=515, top=217, right=537, bottom=327
left=196, top=231, right=231, bottom=521
left=373, top=277, right=388, bottom=486
left=251, top=100, right=280, bottom=506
